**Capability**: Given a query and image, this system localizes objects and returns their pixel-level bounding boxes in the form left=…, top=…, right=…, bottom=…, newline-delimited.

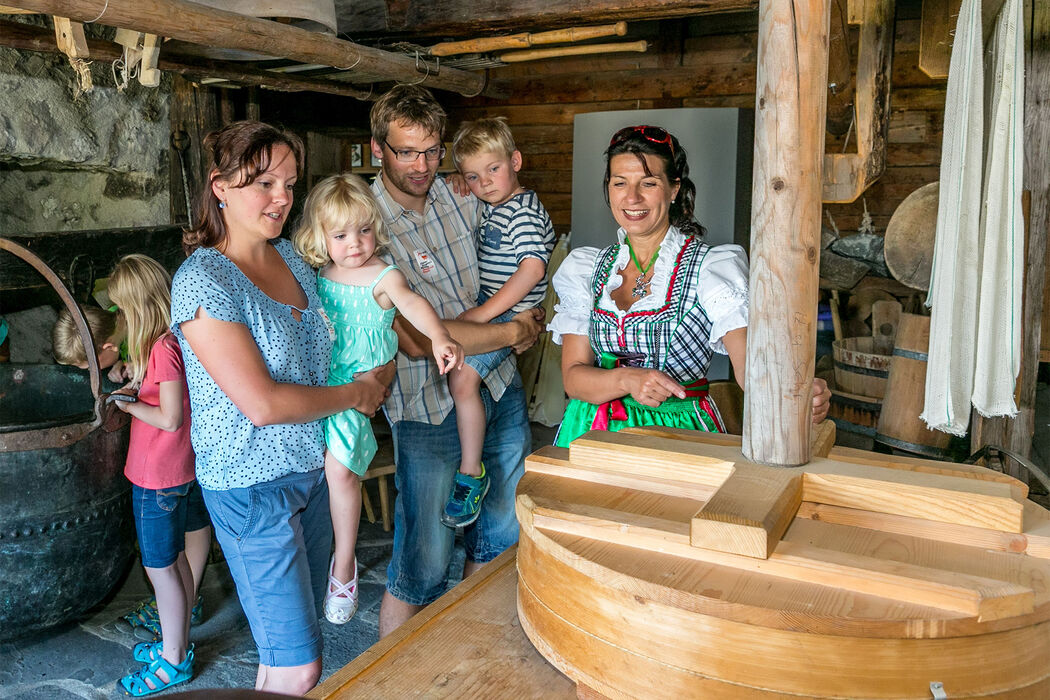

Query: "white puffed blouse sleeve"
left=698, top=244, right=749, bottom=354
left=547, top=246, right=601, bottom=345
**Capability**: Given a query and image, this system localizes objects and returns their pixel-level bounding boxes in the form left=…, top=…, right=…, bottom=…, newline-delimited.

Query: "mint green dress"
left=319, top=266, right=398, bottom=476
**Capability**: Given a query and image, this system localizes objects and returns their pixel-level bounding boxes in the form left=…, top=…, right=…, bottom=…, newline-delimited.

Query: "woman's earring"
left=218, top=201, right=226, bottom=209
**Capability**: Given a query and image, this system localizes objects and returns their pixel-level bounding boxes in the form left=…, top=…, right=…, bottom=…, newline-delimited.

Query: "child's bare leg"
left=184, top=525, right=211, bottom=598
left=448, top=365, right=485, bottom=477
left=145, top=553, right=192, bottom=670
left=324, top=450, right=361, bottom=586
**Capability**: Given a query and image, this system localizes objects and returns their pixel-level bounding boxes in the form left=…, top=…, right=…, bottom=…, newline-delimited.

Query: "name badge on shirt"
left=413, top=248, right=435, bottom=275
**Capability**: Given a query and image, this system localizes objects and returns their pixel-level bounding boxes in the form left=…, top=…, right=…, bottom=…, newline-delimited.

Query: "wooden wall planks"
left=445, top=13, right=947, bottom=240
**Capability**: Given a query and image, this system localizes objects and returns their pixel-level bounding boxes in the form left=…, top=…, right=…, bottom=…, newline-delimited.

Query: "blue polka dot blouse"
left=170, top=238, right=333, bottom=490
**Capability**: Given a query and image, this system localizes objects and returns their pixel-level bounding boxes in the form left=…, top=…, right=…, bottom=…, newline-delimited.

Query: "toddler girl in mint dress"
left=293, top=173, right=463, bottom=624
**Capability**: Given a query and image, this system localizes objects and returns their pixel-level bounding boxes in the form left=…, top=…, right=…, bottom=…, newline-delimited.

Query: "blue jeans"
left=386, top=378, right=529, bottom=606
left=202, top=469, right=332, bottom=667
left=132, top=480, right=210, bottom=569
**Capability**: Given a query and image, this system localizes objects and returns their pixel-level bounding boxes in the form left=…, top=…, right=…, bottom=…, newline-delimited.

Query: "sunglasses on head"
left=609, top=125, right=675, bottom=157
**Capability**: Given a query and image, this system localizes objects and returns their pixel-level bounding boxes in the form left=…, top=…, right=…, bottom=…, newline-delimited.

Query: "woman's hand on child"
left=433, top=337, right=465, bottom=375
left=347, top=367, right=391, bottom=417
left=623, top=368, right=687, bottom=408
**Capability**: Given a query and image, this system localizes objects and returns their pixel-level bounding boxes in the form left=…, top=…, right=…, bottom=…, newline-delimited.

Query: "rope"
left=85, top=0, right=109, bottom=23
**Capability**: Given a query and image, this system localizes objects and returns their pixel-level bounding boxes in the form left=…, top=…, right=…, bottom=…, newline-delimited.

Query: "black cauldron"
left=0, top=237, right=134, bottom=640
left=0, top=363, right=133, bottom=640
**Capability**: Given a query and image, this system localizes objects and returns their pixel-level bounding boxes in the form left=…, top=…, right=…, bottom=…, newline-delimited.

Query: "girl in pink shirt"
left=109, top=255, right=212, bottom=697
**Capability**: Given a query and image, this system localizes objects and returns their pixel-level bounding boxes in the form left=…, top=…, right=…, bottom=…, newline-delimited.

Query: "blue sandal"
left=119, top=649, right=194, bottom=697
left=132, top=641, right=194, bottom=664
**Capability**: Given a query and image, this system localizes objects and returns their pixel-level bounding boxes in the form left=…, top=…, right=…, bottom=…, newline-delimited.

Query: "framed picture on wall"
left=350, top=143, right=363, bottom=168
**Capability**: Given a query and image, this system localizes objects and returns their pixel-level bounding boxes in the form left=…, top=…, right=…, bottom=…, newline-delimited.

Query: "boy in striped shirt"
left=442, top=116, right=555, bottom=528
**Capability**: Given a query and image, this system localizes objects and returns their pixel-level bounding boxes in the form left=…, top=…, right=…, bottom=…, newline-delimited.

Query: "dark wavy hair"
left=183, top=121, right=305, bottom=255
left=602, top=126, right=704, bottom=238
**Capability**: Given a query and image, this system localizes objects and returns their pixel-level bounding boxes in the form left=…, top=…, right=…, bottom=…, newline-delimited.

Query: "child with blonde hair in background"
left=52, top=304, right=127, bottom=382
left=293, top=173, right=464, bottom=625
left=108, top=254, right=211, bottom=697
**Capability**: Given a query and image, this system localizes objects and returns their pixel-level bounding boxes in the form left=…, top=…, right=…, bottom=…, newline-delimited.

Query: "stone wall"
left=0, top=42, right=171, bottom=235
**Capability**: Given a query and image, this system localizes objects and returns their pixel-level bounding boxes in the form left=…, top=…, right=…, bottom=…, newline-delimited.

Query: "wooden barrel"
left=876, top=313, right=951, bottom=459
left=518, top=428, right=1050, bottom=699
left=832, top=336, right=892, bottom=398
left=829, top=386, right=882, bottom=438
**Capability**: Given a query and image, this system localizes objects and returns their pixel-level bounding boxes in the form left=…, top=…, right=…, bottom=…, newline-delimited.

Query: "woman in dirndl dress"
left=549, top=125, right=828, bottom=447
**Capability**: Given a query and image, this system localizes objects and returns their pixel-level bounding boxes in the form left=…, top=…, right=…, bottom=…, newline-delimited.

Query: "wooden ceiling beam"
left=0, top=20, right=374, bottom=99
left=5, top=0, right=485, bottom=96
left=383, top=0, right=757, bottom=35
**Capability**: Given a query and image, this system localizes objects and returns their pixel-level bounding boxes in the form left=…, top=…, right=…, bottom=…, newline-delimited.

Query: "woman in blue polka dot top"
left=170, top=121, right=395, bottom=696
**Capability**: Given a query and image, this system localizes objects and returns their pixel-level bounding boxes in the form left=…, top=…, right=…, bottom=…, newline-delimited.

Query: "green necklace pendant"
left=626, top=240, right=660, bottom=299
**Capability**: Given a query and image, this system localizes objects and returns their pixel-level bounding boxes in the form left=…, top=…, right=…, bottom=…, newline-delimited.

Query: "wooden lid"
left=885, top=181, right=939, bottom=291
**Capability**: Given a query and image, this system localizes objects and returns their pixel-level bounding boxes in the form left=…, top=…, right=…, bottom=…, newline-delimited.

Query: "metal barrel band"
left=832, top=359, right=889, bottom=378
left=874, top=433, right=950, bottom=459
left=830, top=393, right=883, bottom=411
left=892, top=347, right=929, bottom=361
left=832, top=417, right=877, bottom=437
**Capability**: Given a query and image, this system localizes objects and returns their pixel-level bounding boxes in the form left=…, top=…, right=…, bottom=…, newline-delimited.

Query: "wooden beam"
left=690, top=464, right=801, bottom=558
left=498, top=40, right=648, bottom=63
left=822, top=0, right=895, bottom=203
left=825, top=0, right=856, bottom=135
left=385, top=0, right=757, bottom=35
left=919, top=0, right=962, bottom=78
left=52, top=16, right=88, bottom=58
left=1, top=226, right=186, bottom=291
left=429, top=21, right=628, bottom=56
left=6, top=0, right=486, bottom=96
left=743, top=0, right=831, bottom=466
left=0, top=20, right=374, bottom=99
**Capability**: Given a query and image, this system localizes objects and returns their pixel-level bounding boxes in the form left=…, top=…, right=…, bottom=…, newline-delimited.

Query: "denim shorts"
left=386, top=377, right=529, bottom=606
left=464, top=310, right=515, bottom=378
left=463, top=291, right=518, bottom=378
left=132, top=480, right=210, bottom=569
left=202, top=469, right=332, bottom=668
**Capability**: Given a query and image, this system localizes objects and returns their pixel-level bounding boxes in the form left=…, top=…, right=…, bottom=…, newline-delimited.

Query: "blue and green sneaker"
left=440, top=465, right=490, bottom=529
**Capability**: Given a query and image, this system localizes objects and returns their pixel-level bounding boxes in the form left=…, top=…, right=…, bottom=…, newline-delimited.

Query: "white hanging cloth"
left=922, top=0, right=1024, bottom=434
left=972, top=0, right=1024, bottom=417
left=922, top=0, right=985, bottom=436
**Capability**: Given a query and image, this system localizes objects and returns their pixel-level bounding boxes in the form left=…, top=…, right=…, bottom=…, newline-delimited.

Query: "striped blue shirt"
left=477, top=190, right=555, bottom=312
left=371, top=175, right=518, bottom=425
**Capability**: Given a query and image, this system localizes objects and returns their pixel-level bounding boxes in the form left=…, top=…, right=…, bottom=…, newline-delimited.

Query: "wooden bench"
left=307, top=547, right=575, bottom=699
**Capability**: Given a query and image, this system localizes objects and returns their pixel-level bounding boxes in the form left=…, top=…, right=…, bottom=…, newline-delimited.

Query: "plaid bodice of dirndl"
left=588, top=235, right=715, bottom=385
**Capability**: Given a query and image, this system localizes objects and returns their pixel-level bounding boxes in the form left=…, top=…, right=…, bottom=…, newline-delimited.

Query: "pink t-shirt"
left=124, top=333, right=196, bottom=489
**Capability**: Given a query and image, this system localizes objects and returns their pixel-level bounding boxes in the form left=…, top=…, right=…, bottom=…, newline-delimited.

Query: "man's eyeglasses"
left=609, top=125, right=675, bottom=157
left=383, top=139, right=446, bottom=163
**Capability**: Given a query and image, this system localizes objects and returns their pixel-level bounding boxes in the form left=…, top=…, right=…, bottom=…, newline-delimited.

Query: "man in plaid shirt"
left=367, top=85, right=544, bottom=638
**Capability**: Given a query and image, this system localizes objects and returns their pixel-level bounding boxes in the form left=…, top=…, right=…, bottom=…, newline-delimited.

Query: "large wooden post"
left=743, top=0, right=831, bottom=467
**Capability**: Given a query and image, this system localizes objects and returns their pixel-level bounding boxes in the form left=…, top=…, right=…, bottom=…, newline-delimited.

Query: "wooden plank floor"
left=308, top=547, right=576, bottom=699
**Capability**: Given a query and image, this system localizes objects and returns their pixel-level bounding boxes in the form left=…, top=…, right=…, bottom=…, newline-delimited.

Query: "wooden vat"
left=832, top=336, right=893, bottom=398
left=516, top=428, right=1050, bottom=699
